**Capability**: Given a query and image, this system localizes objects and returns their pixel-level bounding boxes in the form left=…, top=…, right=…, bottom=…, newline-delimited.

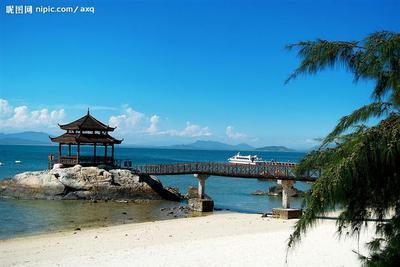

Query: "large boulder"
left=1, top=171, right=65, bottom=199
left=14, top=171, right=64, bottom=189
left=110, top=169, right=140, bottom=185
left=54, top=165, right=112, bottom=190
left=0, top=166, right=182, bottom=201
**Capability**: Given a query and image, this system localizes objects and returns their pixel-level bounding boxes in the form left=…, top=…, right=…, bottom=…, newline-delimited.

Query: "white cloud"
left=147, top=115, right=159, bottom=135
left=108, top=107, right=145, bottom=132
left=226, top=126, right=246, bottom=140
left=159, top=122, right=211, bottom=137
left=109, top=105, right=211, bottom=138
left=0, top=99, right=65, bottom=131
left=0, top=99, right=12, bottom=118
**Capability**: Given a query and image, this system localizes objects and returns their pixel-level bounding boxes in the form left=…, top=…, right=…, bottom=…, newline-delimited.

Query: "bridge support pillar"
left=189, top=174, right=214, bottom=212
left=272, top=180, right=302, bottom=219
left=279, top=179, right=294, bottom=209
left=195, top=174, right=209, bottom=199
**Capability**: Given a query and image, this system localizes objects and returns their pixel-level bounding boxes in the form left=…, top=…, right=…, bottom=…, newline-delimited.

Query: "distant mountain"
left=0, top=132, right=52, bottom=145
left=163, top=140, right=297, bottom=152
left=0, top=132, right=298, bottom=152
left=166, top=140, right=255, bottom=151
left=255, top=146, right=295, bottom=152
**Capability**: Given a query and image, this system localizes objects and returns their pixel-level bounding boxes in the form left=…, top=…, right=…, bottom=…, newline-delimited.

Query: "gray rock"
left=267, top=185, right=305, bottom=197
left=110, top=169, right=139, bottom=185
left=185, top=186, right=199, bottom=199
left=52, top=163, right=63, bottom=169
left=14, top=171, right=64, bottom=190
left=251, top=190, right=268, bottom=196
left=63, top=190, right=92, bottom=200
left=52, top=166, right=112, bottom=190
left=0, top=166, right=182, bottom=201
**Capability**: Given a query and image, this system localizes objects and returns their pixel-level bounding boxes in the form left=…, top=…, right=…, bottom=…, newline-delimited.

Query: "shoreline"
left=0, top=211, right=210, bottom=243
left=0, top=211, right=373, bottom=266
left=0, top=198, right=195, bottom=240
left=0, top=210, right=215, bottom=243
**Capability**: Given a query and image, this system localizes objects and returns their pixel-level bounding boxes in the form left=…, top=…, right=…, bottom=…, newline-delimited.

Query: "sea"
left=0, top=145, right=309, bottom=239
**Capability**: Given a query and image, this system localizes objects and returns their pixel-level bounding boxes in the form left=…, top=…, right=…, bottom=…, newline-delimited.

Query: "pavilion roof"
left=58, top=110, right=115, bottom=131
left=50, top=133, right=122, bottom=144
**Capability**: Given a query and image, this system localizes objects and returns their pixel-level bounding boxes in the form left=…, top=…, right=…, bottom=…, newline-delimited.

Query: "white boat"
left=228, top=152, right=264, bottom=165
left=15, top=160, right=22, bottom=164
left=0, top=162, right=3, bottom=166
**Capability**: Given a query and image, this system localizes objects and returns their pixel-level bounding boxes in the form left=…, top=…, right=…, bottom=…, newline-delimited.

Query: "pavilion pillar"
left=111, top=144, right=115, bottom=163
left=58, top=143, right=62, bottom=160
left=68, top=144, right=71, bottom=156
left=77, top=143, right=80, bottom=164
left=104, top=144, right=108, bottom=164
left=94, top=143, right=97, bottom=163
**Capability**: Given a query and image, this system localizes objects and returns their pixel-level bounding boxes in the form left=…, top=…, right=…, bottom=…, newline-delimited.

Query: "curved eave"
left=57, top=113, right=116, bottom=131
left=50, top=134, right=123, bottom=145
left=49, top=135, right=78, bottom=143
left=59, top=125, right=116, bottom=131
left=114, top=139, right=123, bottom=144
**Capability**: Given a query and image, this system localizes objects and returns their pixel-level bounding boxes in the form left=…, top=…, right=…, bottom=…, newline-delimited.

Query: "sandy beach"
left=0, top=212, right=373, bottom=267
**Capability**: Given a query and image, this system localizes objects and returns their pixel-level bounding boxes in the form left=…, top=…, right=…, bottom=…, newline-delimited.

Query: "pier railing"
left=131, top=162, right=319, bottom=182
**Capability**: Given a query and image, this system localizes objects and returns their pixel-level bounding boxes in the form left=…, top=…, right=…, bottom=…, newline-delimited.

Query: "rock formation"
left=0, top=165, right=182, bottom=201
left=267, top=184, right=305, bottom=197
left=251, top=185, right=305, bottom=197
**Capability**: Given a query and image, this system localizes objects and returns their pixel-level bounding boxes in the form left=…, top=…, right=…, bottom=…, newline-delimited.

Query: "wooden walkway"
left=131, top=162, right=318, bottom=182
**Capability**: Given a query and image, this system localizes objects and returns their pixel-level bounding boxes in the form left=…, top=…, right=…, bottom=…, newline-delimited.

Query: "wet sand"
left=0, top=199, right=189, bottom=239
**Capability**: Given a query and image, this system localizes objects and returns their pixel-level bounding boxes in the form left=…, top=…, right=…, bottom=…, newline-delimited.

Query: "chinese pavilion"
left=50, top=110, right=122, bottom=167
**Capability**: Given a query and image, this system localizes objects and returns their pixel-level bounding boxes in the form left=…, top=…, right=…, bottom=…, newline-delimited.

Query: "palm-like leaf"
left=286, top=31, right=400, bottom=266
left=287, top=31, right=400, bottom=108
left=290, top=115, right=400, bottom=265
left=322, top=102, right=393, bottom=146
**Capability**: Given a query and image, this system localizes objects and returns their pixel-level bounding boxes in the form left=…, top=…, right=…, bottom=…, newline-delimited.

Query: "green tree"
left=286, top=31, right=400, bottom=266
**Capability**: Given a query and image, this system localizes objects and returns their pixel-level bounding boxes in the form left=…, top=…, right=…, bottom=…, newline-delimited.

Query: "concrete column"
left=194, top=174, right=209, bottom=199
left=111, top=144, right=115, bottom=163
left=94, top=143, right=96, bottom=162
left=278, top=179, right=294, bottom=209
left=189, top=174, right=214, bottom=212
left=104, top=144, right=108, bottom=164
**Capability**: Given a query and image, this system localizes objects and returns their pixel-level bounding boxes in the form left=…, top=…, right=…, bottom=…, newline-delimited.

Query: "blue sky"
left=0, top=0, right=398, bottom=149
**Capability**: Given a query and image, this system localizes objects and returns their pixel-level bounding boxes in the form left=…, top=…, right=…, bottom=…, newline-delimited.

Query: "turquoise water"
left=0, top=145, right=309, bottom=239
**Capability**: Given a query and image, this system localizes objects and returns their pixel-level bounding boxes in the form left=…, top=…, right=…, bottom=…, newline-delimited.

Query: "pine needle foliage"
left=286, top=31, right=400, bottom=266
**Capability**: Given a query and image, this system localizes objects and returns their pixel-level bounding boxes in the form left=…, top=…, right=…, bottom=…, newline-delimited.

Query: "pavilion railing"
left=58, top=156, right=114, bottom=166
left=58, top=156, right=78, bottom=165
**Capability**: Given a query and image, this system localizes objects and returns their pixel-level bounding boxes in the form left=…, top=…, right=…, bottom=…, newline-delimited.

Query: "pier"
left=47, top=112, right=313, bottom=218
left=129, top=161, right=319, bottom=217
